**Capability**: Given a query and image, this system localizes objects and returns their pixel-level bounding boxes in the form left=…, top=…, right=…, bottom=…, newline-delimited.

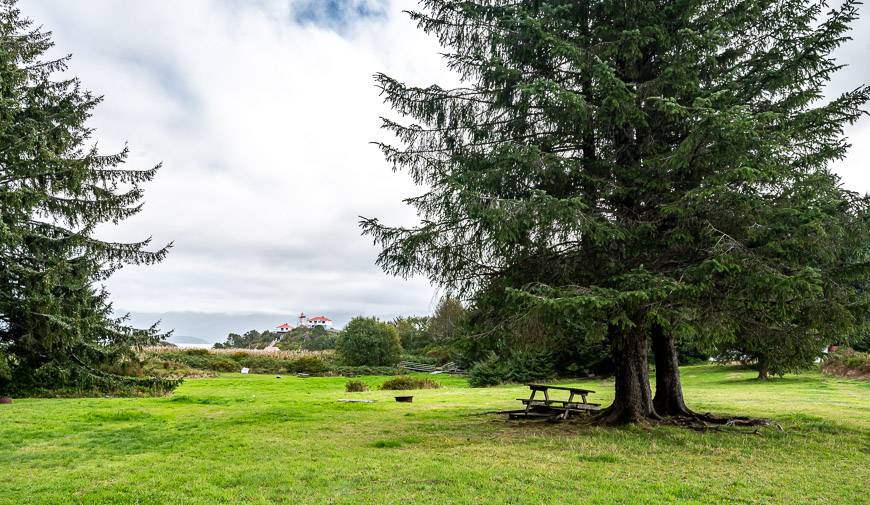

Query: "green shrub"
left=345, top=380, right=369, bottom=392
left=337, top=317, right=402, bottom=366
left=468, top=352, right=507, bottom=387
left=212, top=358, right=238, bottom=372
left=234, top=355, right=285, bottom=373
left=504, top=349, right=556, bottom=383
left=334, top=365, right=401, bottom=377
left=141, top=355, right=217, bottom=379
left=849, top=335, right=870, bottom=353
left=285, top=355, right=329, bottom=374
left=156, top=350, right=214, bottom=370
left=380, top=376, right=441, bottom=390
left=468, top=349, right=555, bottom=387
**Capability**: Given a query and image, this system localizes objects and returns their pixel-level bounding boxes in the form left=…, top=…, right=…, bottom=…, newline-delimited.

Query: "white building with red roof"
left=297, top=312, right=333, bottom=329
left=275, top=323, right=293, bottom=333
left=307, top=315, right=333, bottom=328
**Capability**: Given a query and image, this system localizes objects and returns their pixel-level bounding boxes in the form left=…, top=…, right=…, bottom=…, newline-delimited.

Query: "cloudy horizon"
left=20, top=0, right=870, bottom=343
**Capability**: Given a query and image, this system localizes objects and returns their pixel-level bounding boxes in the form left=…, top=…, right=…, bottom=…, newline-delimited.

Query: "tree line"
left=210, top=296, right=467, bottom=364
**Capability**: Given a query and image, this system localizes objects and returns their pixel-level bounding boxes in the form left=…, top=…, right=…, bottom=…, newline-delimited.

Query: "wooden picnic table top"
left=527, top=383, right=595, bottom=394
left=518, top=398, right=601, bottom=406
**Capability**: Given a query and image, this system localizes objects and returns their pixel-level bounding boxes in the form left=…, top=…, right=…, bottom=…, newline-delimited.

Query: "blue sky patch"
left=292, top=0, right=388, bottom=31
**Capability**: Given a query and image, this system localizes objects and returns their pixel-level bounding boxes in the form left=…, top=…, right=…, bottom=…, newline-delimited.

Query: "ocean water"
left=172, top=343, right=213, bottom=349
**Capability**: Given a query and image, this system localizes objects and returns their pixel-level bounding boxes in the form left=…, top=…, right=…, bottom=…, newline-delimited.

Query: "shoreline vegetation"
left=144, top=345, right=332, bottom=359
left=141, top=347, right=400, bottom=380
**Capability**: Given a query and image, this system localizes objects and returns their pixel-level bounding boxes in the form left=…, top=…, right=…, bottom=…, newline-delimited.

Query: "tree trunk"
left=596, top=324, right=657, bottom=425
left=757, top=357, right=770, bottom=380
left=651, top=324, right=692, bottom=417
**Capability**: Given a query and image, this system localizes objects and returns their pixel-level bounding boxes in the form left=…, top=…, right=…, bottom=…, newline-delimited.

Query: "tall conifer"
left=0, top=1, right=175, bottom=395
left=363, top=0, right=870, bottom=423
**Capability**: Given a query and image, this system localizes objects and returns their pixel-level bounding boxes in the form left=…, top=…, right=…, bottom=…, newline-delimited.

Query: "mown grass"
left=1, top=366, right=868, bottom=504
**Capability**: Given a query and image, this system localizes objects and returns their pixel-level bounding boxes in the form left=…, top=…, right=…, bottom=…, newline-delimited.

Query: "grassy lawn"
left=1, top=365, right=868, bottom=505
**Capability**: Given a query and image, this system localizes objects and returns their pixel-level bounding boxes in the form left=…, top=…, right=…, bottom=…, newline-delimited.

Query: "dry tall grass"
left=143, top=346, right=334, bottom=360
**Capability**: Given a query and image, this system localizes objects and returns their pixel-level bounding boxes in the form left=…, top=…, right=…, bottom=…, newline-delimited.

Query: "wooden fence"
left=398, top=360, right=467, bottom=376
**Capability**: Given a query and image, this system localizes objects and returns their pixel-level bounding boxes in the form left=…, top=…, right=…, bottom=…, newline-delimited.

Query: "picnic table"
left=503, top=383, right=601, bottom=420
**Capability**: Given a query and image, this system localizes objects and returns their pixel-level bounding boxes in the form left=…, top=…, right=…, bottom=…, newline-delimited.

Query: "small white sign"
left=241, top=367, right=250, bottom=374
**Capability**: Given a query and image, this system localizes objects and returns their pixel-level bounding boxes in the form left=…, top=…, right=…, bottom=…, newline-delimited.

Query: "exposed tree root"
left=663, top=411, right=782, bottom=433
left=497, top=407, right=781, bottom=434
left=573, top=404, right=780, bottom=432
left=586, top=404, right=663, bottom=426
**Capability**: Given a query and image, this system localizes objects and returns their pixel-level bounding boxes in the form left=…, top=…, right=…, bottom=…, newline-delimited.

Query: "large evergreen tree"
left=0, top=1, right=176, bottom=396
left=362, top=0, right=870, bottom=424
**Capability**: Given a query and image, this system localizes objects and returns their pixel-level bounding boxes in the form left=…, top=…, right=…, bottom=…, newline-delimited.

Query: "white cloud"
left=17, top=1, right=870, bottom=339
left=21, top=0, right=455, bottom=334
left=829, top=5, right=870, bottom=193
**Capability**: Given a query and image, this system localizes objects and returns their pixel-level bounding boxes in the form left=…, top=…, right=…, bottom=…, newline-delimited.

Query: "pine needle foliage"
left=0, top=1, right=177, bottom=396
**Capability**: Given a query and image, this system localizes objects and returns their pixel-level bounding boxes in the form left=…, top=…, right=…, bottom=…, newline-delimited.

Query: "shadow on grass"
left=710, top=375, right=821, bottom=386
left=231, top=407, right=312, bottom=424
left=77, top=422, right=180, bottom=455
left=370, top=435, right=422, bottom=448
left=577, top=453, right=621, bottom=463
left=85, top=410, right=156, bottom=422
left=167, top=395, right=251, bottom=405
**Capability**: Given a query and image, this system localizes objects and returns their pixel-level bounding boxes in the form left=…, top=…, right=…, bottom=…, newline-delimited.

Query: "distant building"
left=297, top=312, right=333, bottom=329
left=276, top=323, right=293, bottom=333
left=307, top=316, right=333, bottom=328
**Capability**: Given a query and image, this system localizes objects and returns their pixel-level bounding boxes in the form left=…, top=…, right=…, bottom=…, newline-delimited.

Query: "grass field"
left=1, top=365, right=868, bottom=504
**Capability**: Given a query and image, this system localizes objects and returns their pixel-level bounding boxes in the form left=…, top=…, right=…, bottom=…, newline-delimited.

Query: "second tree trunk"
left=651, top=324, right=692, bottom=417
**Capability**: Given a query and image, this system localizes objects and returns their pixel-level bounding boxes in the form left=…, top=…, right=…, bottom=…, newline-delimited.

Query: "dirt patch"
left=821, top=350, right=870, bottom=380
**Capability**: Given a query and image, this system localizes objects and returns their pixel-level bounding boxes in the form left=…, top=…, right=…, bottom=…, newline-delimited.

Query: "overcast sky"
left=20, top=0, right=870, bottom=342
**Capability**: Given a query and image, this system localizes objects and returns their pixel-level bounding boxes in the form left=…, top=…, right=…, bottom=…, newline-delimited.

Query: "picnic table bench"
left=503, top=383, right=601, bottom=421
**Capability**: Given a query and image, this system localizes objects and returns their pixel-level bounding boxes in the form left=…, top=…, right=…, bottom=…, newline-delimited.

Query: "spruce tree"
left=0, top=1, right=175, bottom=396
left=362, top=0, right=870, bottom=423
